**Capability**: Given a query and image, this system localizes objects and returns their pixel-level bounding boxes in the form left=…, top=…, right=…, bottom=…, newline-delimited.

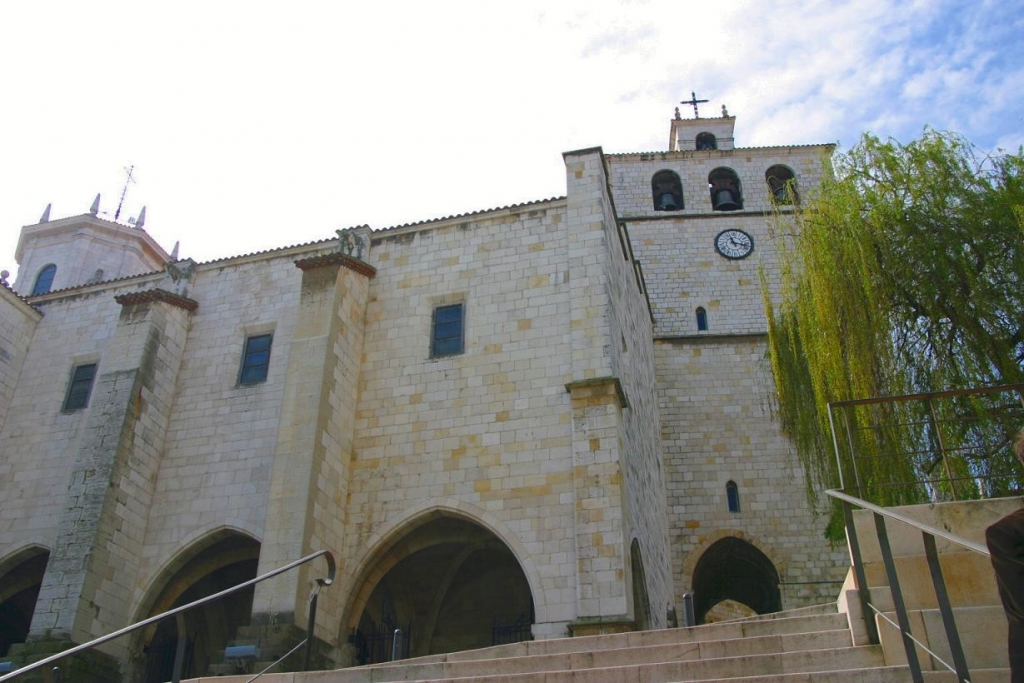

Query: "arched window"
left=31, top=264, right=56, bottom=295
left=696, top=307, right=708, bottom=331
left=651, top=170, right=683, bottom=212
left=766, top=165, right=798, bottom=205
left=696, top=132, right=717, bottom=151
left=708, top=168, right=742, bottom=211
left=726, top=481, right=740, bottom=512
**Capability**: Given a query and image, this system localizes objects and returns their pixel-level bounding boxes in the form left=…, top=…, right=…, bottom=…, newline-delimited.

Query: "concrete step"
left=330, top=645, right=885, bottom=682
left=332, top=631, right=857, bottom=682
left=393, top=612, right=853, bottom=667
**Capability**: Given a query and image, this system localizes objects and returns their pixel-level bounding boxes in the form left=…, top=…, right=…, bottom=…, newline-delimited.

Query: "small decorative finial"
left=40, top=203, right=51, bottom=223
left=170, top=241, right=180, bottom=261
left=0, top=270, right=9, bottom=286
left=89, top=193, right=101, bottom=215
left=674, top=107, right=681, bottom=121
left=135, top=206, right=147, bottom=229
left=680, top=91, right=709, bottom=118
left=722, top=104, right=729, bottom=117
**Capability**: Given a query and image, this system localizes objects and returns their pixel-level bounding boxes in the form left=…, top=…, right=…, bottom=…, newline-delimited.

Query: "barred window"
left=64, top=363, right=97, bottom=411
left=239, top=334, right=273, bottom=385
left=431, top=304, right=464, bottom=357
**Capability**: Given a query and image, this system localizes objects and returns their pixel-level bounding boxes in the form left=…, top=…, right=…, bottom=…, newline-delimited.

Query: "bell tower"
left=668, top=92, right=736, bottom=152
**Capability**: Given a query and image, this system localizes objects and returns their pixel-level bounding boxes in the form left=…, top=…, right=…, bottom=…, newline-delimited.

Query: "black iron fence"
left=492, top=613, right=533, bottom=646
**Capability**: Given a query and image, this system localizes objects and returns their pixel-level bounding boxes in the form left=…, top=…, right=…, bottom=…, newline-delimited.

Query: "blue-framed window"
left=64, top=363, right=97, bottom=411
left=239, top=334, right=272, bottom=385
left=32, top=264, right=56, bottom=295
left=696, top=307, right=708, bottom=331
left=726, top=481, right=740, bottom=513
left=431, top=303, right=464, bottom=357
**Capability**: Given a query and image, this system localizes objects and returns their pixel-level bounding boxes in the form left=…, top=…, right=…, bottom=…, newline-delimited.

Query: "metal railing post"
left=391, top=629, right=402, bottom=662
left=681, top=593, right=695, bottom=627
left=842, top=500, right=879, bottom=644
left=171, top=612, right=187, bottom=683
left=926, top=399, right=958, bottom=500
left=922, top=533, right=970, bottom=682
left=873, top=512, right=923, bottom=683
left=303, top=579, right=325, bottom=671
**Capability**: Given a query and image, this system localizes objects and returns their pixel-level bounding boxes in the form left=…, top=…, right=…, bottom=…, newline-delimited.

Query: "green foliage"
left=764, top=130, right=1024, bottom=516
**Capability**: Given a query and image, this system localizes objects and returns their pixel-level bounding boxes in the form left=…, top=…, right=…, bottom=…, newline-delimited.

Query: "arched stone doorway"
left=347, top=515, right=534, bottom=663
left=691, top=537, right=780, bottom=624
left=0, top=547, right=49, bottom=657
left=133, top=533, right=260, bottom=682
left=629, top=540, right=651, bottom=631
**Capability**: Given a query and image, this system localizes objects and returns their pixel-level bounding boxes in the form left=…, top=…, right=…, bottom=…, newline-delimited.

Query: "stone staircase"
left=179, top=498, right=1019, bottom=683
left=182, top=602, right=1007, bottom=682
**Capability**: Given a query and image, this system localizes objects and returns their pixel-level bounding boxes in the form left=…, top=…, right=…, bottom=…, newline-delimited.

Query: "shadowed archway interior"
left=0, top=548, right=49, bottom=657
left=136, top=534, right=260, bottom=682
left=351, top=516, right=533, bottom=663
left=691, top=537, right=780, bottom=624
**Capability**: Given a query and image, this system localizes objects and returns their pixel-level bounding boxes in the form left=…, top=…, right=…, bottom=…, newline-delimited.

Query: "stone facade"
left=0, top=112, right=845, bottom=679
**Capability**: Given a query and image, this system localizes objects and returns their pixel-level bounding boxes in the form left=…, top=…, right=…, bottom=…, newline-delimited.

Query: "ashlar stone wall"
left=654, top=337, right=847, bottom=610
left=341, top=201, right=580, bottom=638
left=607, top=143, right=846, bottom=613
left=581, top=150, right=674, bottom=629
left=0, top=287, right=40, bottom=434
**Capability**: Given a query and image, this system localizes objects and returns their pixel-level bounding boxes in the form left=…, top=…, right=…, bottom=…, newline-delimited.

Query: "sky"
left=1, top=0, right=1022, bottom=284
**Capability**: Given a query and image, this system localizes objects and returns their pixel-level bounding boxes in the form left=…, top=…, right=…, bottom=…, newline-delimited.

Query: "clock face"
left=714, top=229, right=754, bottom=259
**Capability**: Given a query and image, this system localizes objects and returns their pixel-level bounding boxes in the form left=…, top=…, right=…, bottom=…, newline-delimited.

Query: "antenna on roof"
left=114, top=165, right=136, bottom=221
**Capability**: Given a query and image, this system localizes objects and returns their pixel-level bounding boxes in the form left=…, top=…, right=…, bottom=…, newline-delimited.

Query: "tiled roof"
left=605, top=143, right=836, bottom=158
left=0, top=277, right=39, bottom=310
left=374, top=196, right=567, bottom=234
left=20, top=195, right=569, bottom=297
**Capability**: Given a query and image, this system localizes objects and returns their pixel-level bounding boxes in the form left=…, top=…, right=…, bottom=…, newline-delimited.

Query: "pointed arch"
left=0, top=544, right=50, bottom=657
left=130, top=524, right=261, bottom=624
left=339, top=498, right=545, bottom=630
left=129, top=527, right=260, bottom=682
left=339, top=500, right=543, bottom=660
left=690, top=535, right=781, bottom=623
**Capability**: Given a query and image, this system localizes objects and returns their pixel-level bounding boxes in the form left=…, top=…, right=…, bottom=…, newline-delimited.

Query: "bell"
left=713, top=189, right=740, bottom=211
left=658, top=193, right=679, bottom=211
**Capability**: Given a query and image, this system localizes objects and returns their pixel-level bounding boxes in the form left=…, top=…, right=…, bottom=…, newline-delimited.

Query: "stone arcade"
left=0, top=109, right=846, bottom=680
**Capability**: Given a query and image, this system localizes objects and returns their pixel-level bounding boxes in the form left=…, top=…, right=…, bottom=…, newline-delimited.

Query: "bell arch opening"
left=651, top=170, right=684, bottom=211
left=0, top=547, right=49, bottom=657
left=690, top=537, right=780, bottom=624
left=696, top=132, right=718, bottom=151
left=347, top=515, right=534, bottom=664
left=132, top=533, right=260, bottom=683
left=708, top=167, right=743, bottom=211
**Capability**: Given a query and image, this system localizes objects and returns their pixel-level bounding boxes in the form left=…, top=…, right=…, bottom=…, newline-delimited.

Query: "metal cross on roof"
left=680, top=91, right=709, bottom=118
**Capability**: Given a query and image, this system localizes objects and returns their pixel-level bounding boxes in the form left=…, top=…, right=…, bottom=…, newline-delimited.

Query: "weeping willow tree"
left=764, top=130, right=1024, bottom=518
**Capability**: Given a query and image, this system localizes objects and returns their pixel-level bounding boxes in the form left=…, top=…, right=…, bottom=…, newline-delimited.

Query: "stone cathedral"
left=0, top=106, right=846, bottom=680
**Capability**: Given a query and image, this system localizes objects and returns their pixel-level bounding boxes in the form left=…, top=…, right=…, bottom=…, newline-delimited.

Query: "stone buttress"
left=26, top=277, right=196, bottom=680
left=248, top=248, right=374, bottom=664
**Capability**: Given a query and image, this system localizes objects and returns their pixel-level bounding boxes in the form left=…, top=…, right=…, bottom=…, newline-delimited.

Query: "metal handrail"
left=0, top=549, right=336, bottom=683
left=827, top=488, right=989, bottom=683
